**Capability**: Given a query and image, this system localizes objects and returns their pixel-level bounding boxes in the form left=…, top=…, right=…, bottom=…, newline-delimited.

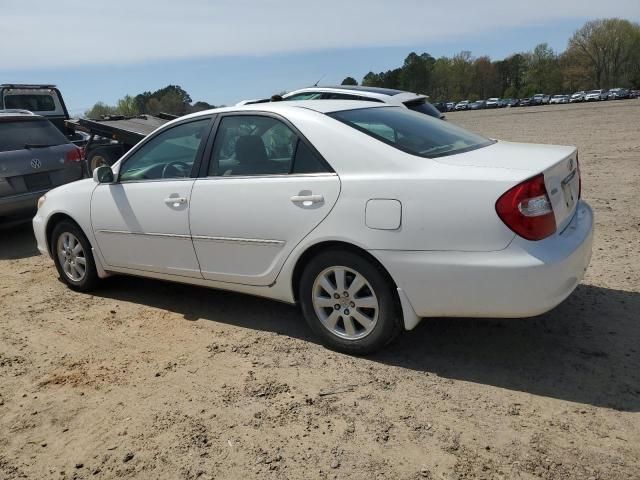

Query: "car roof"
left=284, top=86, right=426, bottom=103
left=315, top=85, right=407, bottom=96
left=0, top=109, right=44, bottom=121
left=173, top=100, right=391, bottom=124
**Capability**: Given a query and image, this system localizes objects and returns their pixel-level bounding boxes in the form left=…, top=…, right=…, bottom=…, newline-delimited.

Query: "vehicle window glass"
left=119, top=119, right=209, bottom=182
left=284, top=92, right=324, bottom=101
left=329, top=106, right=494, bottom=158
left=322, top=93, right=361, bottom=101
left=404, top=100, right=442, bottom=119
left=4, top=94, right=56, bottom=112
left=210, top=116, right=298, bottom=176
left=0, top=119, right=69, bottom=152
left=292, top=140, right=329, bottom=174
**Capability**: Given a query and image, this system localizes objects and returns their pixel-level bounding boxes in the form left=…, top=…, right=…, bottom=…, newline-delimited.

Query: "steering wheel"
left=162, top=161, right=191, bottom=179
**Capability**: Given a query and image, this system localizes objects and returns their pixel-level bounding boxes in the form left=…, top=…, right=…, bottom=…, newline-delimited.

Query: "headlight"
left=37, top=195, right=47, bottom=210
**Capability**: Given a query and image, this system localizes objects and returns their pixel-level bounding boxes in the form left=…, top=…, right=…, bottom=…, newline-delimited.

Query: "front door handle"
left=164, top=197, right=188, bottom=207
left=290, top=194, right=324, bottom=205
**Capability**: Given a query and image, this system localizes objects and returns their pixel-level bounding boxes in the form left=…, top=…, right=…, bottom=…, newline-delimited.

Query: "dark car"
left=0, top=110, right=83, bottom=222
left=469, top=100, right=486, bottom=110
left=520, top=97, right=532, bottom=106
left=432, top=102, right=447, bottom=113
left=505, top=98, right=520, bottom=107
left=531, top=94, right=545, bottom=105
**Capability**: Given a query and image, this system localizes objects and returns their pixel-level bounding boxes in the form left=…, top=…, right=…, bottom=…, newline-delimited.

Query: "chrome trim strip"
left=96, top=230, right=191, bottom=239
left=96, top=230, right=284, bottom=246
left=196, top=172, right=338, bottom=181
left=192, top=235, right=284, bottom=246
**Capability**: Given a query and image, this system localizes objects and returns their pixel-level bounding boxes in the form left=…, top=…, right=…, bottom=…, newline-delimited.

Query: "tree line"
left=85, top=85, right=218, bottom=119
left=349, top=18, right=640, bottom=102
left=86, top=17, right=639, bottom=117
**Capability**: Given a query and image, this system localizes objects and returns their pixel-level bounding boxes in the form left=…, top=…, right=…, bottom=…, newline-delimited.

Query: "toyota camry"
left=33, top=101, right=593, bottom=354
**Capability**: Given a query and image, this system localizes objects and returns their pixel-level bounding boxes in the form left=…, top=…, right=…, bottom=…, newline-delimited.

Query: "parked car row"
left=445, top=87, right=639, bottom=112
left=571, top=88, right=638, bottom=102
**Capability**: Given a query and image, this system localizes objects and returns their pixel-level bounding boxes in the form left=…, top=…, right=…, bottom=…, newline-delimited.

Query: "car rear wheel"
left=51, top=220, right=99, bottom=291
left=299, top=249, right=402, bottom=354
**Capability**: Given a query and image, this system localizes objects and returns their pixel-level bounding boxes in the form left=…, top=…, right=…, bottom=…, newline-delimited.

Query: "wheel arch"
left=45, top=212, right=81, bottom=257
left=45, top=211, right=110, bottom=279
left=289, top=240, right=422, bottom=331
left=291, top=240, right=398, bottom=302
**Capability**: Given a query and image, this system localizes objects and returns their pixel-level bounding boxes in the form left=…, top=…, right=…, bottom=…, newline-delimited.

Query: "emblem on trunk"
left=31, top=158, right=41, bottom=169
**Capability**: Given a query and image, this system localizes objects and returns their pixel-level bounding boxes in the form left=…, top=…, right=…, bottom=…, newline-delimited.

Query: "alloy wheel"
left=311, top=266, right=379, bottom=340
left=56, top=232, right=87, bottom=282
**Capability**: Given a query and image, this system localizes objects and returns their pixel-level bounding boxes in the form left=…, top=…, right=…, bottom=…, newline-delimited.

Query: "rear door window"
left=0, top=119, right=69, bottom=152
left=209, top=115, right=329, bottom=176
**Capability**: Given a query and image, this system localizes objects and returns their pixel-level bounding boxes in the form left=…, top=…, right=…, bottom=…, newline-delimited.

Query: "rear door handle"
left=164, top=197, right=188, bottom=206
left=290, top=194, right=324, bottom=205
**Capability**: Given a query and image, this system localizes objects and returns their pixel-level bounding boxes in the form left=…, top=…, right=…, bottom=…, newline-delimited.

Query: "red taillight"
left=65, top=146, right=83, bottom=163
left=495, top=174, right=556, bottom=241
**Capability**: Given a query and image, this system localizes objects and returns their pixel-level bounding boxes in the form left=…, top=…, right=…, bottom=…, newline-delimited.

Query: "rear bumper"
left=372, top=201, right=593, bottom=320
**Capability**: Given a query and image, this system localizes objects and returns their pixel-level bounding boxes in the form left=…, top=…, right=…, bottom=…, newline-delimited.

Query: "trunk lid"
left=435, top=140, right=580, bottom=230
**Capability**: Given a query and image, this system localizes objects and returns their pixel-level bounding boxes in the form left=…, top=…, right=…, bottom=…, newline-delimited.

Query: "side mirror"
left=93, top=165, right=114, bottom=184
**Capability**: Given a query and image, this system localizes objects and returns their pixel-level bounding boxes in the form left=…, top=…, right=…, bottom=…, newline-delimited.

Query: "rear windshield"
left=328, top=106, right=494, bottom=158
left=4, top=94, right=56, bottom=112
left=0, top=119, right=69, bottom=152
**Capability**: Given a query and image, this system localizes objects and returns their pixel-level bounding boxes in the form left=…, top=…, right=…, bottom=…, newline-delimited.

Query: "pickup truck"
left=1, top=84, right=86, bottom=145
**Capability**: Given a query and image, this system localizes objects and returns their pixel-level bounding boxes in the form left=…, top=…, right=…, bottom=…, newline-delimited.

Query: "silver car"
left=0, top=110, right=83, bottom=222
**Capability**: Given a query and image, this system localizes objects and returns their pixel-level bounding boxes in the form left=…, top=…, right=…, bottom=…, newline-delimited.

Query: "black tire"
left=87, top=146, right=119, bottom=173
left=299, top=249, right=403, bottom=355
left=51, top=220, right=99, bottom=292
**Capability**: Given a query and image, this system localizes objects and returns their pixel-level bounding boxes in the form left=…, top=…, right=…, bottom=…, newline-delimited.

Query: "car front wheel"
left=51, top=220, right=99, bottom=292
left=299, top=249, right=402, bottom=354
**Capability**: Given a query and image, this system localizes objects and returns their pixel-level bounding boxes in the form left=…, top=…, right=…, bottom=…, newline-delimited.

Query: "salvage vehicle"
left=606, top=88, right=630, bottom=100
left=569, top=91, right=585, bottom=103
left=0, top=110, right=83, bottom=223
left=549, top=95, right=569, bottom=104
left=485, top=98, right=500, bottom=108
left=585, top=89, right=607, bottom=101
left=454, top=100, right=470, bottom=110
left=33, top=101, right=593, bottom=354
left=281, top=86, right=445, bottom=120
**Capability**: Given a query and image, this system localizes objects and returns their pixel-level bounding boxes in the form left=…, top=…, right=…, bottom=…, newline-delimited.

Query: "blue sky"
left=2, top=1, right=639, bottom=116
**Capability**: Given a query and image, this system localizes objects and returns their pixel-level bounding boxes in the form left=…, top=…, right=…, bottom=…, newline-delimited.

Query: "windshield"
left=328, top=106, right=494, bottom=158
left=0, top=119, right=69, bottom=152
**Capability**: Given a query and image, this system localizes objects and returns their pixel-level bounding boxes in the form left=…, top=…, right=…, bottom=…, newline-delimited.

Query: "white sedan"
left=33, top=101, right=593, bottom=354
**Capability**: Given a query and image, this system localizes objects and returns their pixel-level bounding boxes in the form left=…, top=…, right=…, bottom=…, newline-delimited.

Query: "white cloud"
left=2, top=0, right=639, bottom=70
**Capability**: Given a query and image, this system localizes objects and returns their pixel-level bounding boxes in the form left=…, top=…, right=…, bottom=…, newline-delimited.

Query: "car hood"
left=433, top=140, right=575, bottom=173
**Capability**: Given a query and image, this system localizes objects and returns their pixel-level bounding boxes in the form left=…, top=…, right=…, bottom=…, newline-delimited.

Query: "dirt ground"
left=1, top=100, right=639, bottom=480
